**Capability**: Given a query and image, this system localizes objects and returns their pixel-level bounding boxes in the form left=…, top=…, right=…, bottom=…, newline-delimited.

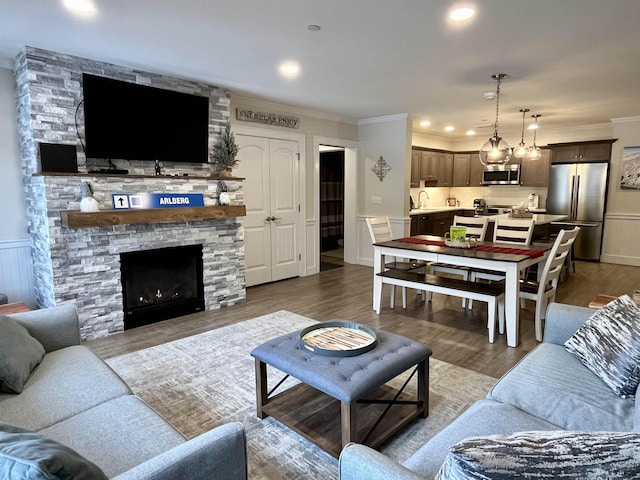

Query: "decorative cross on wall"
left=371, top=155, right=391, bottom=182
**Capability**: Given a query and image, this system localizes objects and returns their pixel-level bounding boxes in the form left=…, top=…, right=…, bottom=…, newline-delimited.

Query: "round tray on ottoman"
left=299, top=321, right=377, bottom=356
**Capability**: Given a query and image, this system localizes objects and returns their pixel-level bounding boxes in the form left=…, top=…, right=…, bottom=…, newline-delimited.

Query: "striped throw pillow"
left=565, top=294, right=640, bottom=399
left=436, top=431, right=640, bottom=480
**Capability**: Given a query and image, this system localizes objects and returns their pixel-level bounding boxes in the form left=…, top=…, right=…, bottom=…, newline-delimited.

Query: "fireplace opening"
left=120, top=244, right=205, bottom=330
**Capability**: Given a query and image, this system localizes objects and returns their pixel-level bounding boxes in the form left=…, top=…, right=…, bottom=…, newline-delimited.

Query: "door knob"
left=270, top=216, right=280, bottom=222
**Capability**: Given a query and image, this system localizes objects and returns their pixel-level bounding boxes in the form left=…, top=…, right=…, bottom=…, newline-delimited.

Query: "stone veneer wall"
left=14, top=47, right=230, bottom=176
left=33, top=175, right=245, bottom=339
left=13, top=47, right=246, bottom=340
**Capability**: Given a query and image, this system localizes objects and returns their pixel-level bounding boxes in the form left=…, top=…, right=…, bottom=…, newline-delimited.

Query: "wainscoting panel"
left=0, top=239, right=36, bottom=308
left=601, top=213, right=640, bottom=266
left=306, top=220, right=318, bottom=275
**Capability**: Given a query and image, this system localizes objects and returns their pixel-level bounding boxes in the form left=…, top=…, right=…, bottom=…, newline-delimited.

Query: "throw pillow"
left=564, top=294, right=640, bottom=398
left=436, top=430, right=640, bottom=480
left=0, top=314, right=45, bottom=393
left=0, top=423, right=108, bottom=480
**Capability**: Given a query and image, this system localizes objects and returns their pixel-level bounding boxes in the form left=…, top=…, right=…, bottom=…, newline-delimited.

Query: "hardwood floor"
left=87, top=260, right=640, bottom=379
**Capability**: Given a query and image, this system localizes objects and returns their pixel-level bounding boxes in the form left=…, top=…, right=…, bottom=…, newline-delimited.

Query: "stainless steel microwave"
left=482, top=164, right=521, bottom=185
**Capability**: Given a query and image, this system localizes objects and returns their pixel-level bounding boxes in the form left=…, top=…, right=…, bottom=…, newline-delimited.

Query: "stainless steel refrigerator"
left=546, top=162, right=608, bottom=260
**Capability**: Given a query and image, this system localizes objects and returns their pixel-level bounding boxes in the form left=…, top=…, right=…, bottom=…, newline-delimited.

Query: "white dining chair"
left=519, top=226, right=580, bottom=342
left=366, top=216, right=425, bottom=309
left=468, top=217, right=535, bottom=309
left=429, top=215, right=489, bottom=307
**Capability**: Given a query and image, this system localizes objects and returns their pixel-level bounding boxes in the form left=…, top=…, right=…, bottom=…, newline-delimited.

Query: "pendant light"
left=513, top=108, right=530, bottom=159
left=479, top=73, right=512, bottom=166
left=527, top=114, right=542, bottom=160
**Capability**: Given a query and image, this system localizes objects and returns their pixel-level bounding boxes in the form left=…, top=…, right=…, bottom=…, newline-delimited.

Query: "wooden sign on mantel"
left=236, top=108, right=299, bottom=128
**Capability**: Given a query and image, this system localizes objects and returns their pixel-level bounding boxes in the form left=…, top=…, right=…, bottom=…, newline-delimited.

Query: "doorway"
left=234, top=131, right=304, bottom=287
left=319, top=147, right=345, bottom=271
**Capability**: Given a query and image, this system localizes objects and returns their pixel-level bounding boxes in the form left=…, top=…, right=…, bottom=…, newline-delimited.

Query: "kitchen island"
left=409, top=207, right=567, bottom=241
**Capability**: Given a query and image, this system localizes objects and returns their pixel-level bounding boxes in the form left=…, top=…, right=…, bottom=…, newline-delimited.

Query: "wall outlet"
left=370, top=196, right=382, bottom=204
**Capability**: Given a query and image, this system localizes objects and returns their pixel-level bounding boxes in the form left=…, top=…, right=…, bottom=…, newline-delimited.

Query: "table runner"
left=395, top=237, right=545, bottom=258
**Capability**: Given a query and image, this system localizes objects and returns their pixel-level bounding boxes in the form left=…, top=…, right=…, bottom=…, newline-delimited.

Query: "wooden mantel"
left=61, top=205, right=246, bottom=229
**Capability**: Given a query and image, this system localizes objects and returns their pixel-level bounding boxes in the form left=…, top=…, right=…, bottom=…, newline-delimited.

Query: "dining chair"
left=429, top=215, right=489, bottom=307
left=519, top=226, right=580, bottom=342
left=468, top=217, right=535, bottom=309
left=366, top=216, right=425, bottom=309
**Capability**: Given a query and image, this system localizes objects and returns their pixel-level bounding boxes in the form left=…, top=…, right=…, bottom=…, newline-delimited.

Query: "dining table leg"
left=373, top=246, right=383, bottom=314
left=504, top=265, right=520, bottom=347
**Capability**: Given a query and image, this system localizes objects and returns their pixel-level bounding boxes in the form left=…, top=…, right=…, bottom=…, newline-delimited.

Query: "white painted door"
left=235, top=134, right=300, bottom=287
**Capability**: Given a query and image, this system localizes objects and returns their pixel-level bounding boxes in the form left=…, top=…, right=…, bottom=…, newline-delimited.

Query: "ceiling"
left=1, top=0, right=639, bottom=138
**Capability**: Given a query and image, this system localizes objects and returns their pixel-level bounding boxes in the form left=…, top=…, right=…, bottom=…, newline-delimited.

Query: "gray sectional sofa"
left=339, top=302, right=640, bottom=479
left=0, top=304, right=248, bottom=479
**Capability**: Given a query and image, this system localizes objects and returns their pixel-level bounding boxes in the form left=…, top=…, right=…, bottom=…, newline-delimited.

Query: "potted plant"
left=210, top=122, right=239, bottom=177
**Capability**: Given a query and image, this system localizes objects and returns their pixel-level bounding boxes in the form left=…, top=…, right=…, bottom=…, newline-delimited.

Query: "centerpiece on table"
left=210, top=122, right=240, bottom=177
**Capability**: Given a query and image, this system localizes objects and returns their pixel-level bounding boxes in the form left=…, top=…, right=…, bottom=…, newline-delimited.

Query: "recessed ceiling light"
left=466, top=130, right=476, bottom=136
left=62, top=0, right=97, bottom=16
left=449, top=5, right=476, bottom=23
left=419, top=120, right=431, bottom=127
left=528, top=123, right=539, bottom=130
left=444, top=125, right=455, bottom=132
left=307, top=25, right=321, bottom=32
left=279, top=61, right=301, bottom=79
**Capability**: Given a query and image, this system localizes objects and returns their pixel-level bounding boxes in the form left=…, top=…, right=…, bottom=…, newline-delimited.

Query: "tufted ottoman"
left=251, top=323, right=432, bottom=458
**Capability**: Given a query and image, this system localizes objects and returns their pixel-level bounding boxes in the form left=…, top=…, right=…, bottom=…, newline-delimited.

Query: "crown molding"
left=611, top=116, right=640, bottom=124
left=358, top=113, right=409, bottom=126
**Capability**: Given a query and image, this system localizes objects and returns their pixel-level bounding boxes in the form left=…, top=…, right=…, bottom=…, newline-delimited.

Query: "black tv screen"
left=82, top=74, right=209, bottom=163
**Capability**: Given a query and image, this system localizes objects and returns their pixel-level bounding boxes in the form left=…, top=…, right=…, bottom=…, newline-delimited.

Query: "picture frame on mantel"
left=620, top=146, right=640, bottom=189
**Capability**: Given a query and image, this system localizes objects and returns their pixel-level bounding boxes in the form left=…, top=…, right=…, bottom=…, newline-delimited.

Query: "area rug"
left=106, top=310, right=497, bottom=479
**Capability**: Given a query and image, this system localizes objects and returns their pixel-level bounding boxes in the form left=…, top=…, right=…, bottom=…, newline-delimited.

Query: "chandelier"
left=527, top=114, right=542, bottom=160
left=513, top=108, right=530, bottom=159
left=479, top=73, right=512, bottom=166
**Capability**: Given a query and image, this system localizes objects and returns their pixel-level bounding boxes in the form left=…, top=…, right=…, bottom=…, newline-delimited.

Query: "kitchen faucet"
left=419, top=190, right=429, bottom=209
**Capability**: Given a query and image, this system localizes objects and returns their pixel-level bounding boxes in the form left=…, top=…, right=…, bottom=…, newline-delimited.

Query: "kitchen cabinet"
left=430, top=211, right=456, bottom=236
left=438, top=153, right=454, bottom=186
left=520, top=148, right=550, bottom=187
left=420, top=151, right=439, bottom=183
left=411, top=149, right=422, bottom=187
left=413, top=149, right=453, bottom=186
left=469, top=153, right=485, bottom=186
left=452, top=153, right=471, bottom=186
left=549, top=140, right=615, bottom=164
left=410, top=213, right=433, bottom=236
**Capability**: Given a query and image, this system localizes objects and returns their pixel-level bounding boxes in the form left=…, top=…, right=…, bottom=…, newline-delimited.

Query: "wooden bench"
left=376, top=270, right=505, bottom=343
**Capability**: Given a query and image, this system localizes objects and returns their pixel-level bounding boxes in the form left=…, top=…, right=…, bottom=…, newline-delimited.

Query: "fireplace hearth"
left=121, top=245, right=205, bottom=330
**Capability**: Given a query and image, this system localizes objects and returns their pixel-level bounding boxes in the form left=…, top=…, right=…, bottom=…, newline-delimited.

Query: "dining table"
left=372, top=235, right=553, bottom=347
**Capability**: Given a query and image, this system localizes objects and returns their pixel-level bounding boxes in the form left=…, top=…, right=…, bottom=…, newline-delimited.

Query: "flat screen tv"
left=82, top=73, right=209, bottom=163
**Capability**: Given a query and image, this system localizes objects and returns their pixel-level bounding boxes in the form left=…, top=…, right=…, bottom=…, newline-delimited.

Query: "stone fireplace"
left=13, top=47, right=246, bottom=340
left=24, top=174, right=245, bottom=340
left=120, top=244, right=205, bottom=330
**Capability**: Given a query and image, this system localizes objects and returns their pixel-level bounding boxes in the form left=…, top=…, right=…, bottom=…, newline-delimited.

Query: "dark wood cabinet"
left=438, top=153, right=454, bottom=186
left=412, top=148, right=454, bottom=187
left=549, top=140, right=615, bottom=164
left=411, top=149, right=421, bottom=187
left=420, top=151, right=439, bottom=183
left=430, top=212, right=450, bottom=237
left=410, top=214, right=433, bottom=236
left=452, top=153, right=471, bottom=186
left=520, top=148, right=550, bottom=187
left=469, top=153, right=484, bottom=186
left=410, top=214, right=418, bottom=235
